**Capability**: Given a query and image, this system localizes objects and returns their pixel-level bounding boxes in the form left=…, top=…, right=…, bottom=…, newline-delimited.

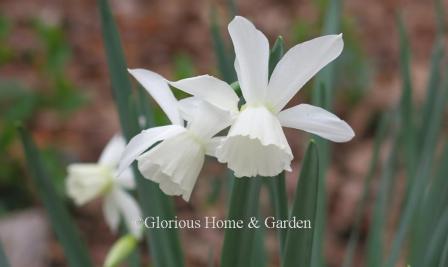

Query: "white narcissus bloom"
left=66, top=135, right=143, bottom=239
left=170, top=16, right=355, bottom=177
left=118, top=69, right=231, bottom=201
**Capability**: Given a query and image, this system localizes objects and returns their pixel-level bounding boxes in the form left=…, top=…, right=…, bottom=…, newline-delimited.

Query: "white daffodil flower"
left=118, top=69, right=231, bottom=201
left=169, top=16, right=355, bottom=177
left=66, top=135, right=143, bottom=239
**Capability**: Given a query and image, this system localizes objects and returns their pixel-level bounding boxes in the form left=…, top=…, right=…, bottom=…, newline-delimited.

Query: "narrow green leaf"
left=425, top=143, right=448, bottom=232
left=282, top=141, right=319, bottom=267
left=388, top=17, right=448, bottom=267
left=366, top=126, right=399, bottom=267
left=439, top=236, right=448, bottom=267
left=226, top=0, right=238, bottom=18
left=419, top=0, right=445, bottom=148
left=266, top=173, right=288, bottom=256
left=220, top=177, right=262, bottom=267
left=98, top=0, right=135, bottom=138
left=210, top=7, right=236, bottom=83
left=410, top=70, right=448, bottom=265
left=312, top=0, right=342, bottom=109
left=266, top=35, right=288, bottom=257
left=422, top=207, right=448, bottom=266
left=418, top=38, right=444, bottom=150
left=0, top=241, right=10, bottom=267
left=435, top=0, right=445, bottom=35
left=342, top=114, right=389, bottom=267
left=269, top=36, right=284, bottom=76
left=397, top=15, right=417, bottom=182
left=251, top=225, right=268, bottom=267
left=309, top=88, right=329, bottom=267
left=310, top=1, right=342, bottom=266
left=18, top=126, right=92, bottom=267
left=98, top=1, right=184, bottom=266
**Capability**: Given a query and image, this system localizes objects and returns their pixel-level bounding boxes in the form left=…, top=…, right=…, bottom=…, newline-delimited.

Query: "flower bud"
left=104, top=234, right=138, bottom=267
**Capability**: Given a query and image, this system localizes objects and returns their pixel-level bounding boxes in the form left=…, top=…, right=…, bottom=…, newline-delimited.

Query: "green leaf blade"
left=98, top=1, right=184, bottom=266
left=309, top=1, right=343, bottom=266
left=269, top=36, right=284, bottom=77
left=18, top=126, right=93, bottom=267
left=220, top=177, right=263, bottom=267
left=282, top=141, right=319, bottom=267
left=342, top=114, right=389, bottom=267
left=210, top=8, right=236, bottom=84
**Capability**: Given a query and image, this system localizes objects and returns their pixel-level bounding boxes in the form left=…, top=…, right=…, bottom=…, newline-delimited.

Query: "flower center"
left=185, top=131, right=207, bottom=152
left=240, top=102, right=276, bottom=114
left=99, top=166, right=115, bottom=194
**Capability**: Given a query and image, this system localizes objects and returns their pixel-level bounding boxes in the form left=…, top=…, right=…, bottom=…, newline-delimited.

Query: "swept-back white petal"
left=111, top=188, right=143, bottom=239
left=137, top=132, right=205, bottom=201
left=66, top=164, right=113, bottom=206
left=128, top=68, right=182, bottom=125
left=98, top=134, right=126, bottom=167
left=169, top=75, right=239, bottom=113
left=278, top=104, right=355, bottom=142
left=228, top=16, right=269, bottom=103
left=103, top=194, right=120, bottom=233
left=267, top=34, right=344, bottom=112
left=118, top=125, right=186, bottom=175
left=186, top=101, right=232, bottom=139
left=216, top=106, right=293, bottom=177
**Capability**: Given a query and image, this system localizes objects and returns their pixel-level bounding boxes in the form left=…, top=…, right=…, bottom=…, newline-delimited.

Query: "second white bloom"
left=119, top=69, right=231, bottom=201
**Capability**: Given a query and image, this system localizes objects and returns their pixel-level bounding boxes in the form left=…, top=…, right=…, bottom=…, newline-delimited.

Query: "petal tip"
left=127, top=68, right=137, bottom=75
left=338, top=124, right=355, bottom=143
left=228, top=15, right=251, bottom=30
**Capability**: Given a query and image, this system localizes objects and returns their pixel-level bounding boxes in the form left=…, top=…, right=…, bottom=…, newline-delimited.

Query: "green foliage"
left=5, top=0, right=448, bottom=267
left=310, top=1, right=342, bottom=267
left=292, top=0, right=371, bottom=106
left=385, top=14, right=447, bottom=267
left=18, top=126, right=93, bottom=267
left=282, top=141, right=320, bottom=267
left=32, top=19, right=87, bottom=114
left=220, top=177, right=263, bottom=267
left=342, top=114, right=389, bottom=267
left=361, top=5, right=448, bottom=267
left=269, top=36, right=284, bottom=76
left=173, top=53, right=196, bottom=80
left=0, top=16, right=85, bottom=213
left=0, top=15, right=12, bottom=64
left=210, top=7, right=236, bottom=83
left=266, top=36, right=288, bottom=257
left=98, top=1, right=184, bottom=266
